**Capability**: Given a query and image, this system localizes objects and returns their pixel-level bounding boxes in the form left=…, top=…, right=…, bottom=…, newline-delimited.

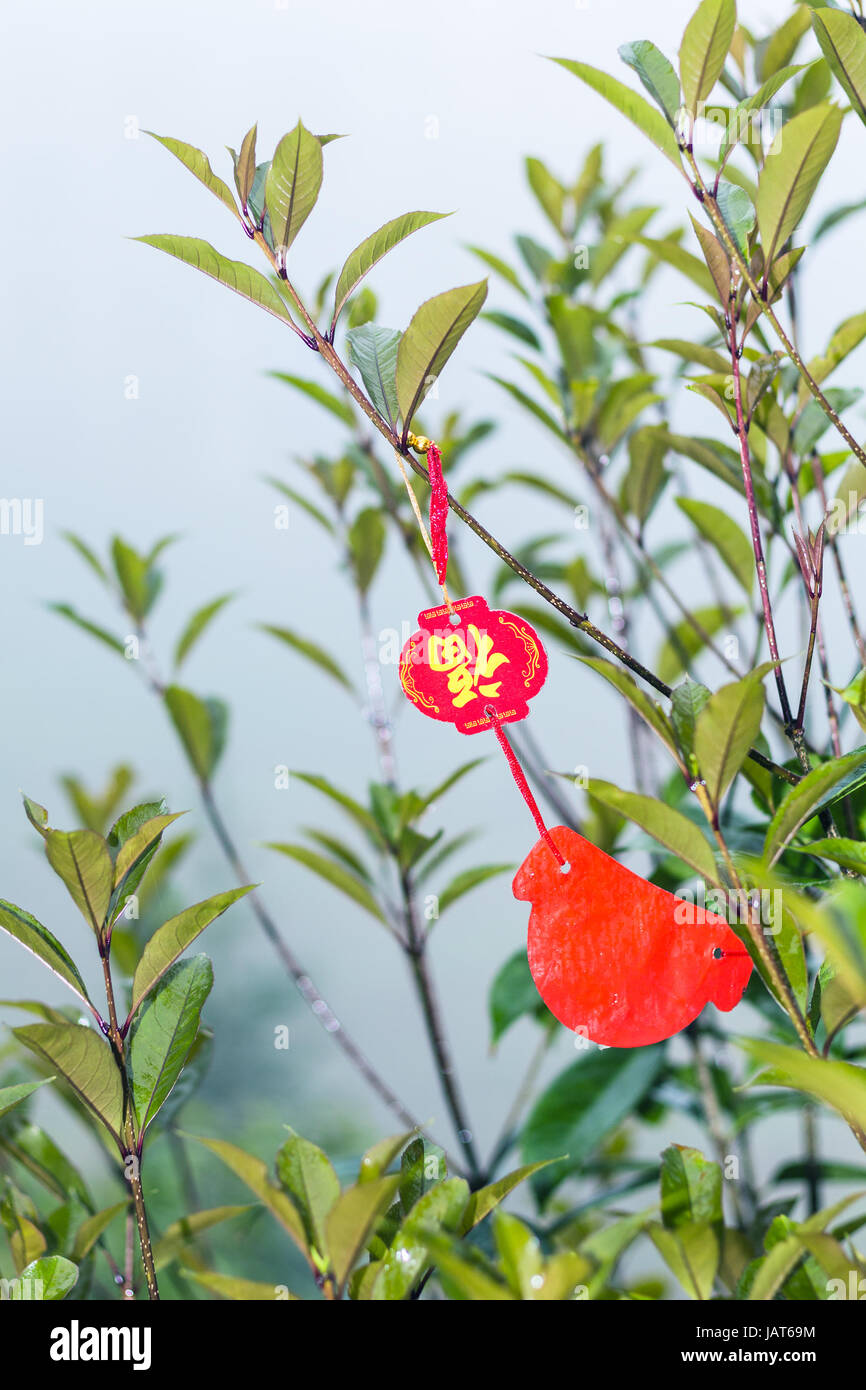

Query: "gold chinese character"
left=428, top=624, right=509, bottom=708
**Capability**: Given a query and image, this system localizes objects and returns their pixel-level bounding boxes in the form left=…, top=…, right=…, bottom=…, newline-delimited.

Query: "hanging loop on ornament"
left=483, top=704, right=569, bottom=872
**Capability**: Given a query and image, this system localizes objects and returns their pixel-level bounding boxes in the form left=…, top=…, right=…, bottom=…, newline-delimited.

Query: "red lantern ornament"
left=513, top=825, right=752, bottom=1047
left=399, top=595, right=548, bottom=736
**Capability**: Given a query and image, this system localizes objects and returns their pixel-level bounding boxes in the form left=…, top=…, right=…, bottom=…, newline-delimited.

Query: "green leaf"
left=0, top=1120, right=92, bottom=1206
left=0, top=901, right=91, bottom=1008
left=794, top=387, right=863, bottom=455
left=261, top=624, right=355, bottom=693
left=576, top=656, right=680, bottom=761
left=796, top=837, right=866, bottom=875
left=418, top=759, right=486, bottom=813
left=396, top=280, right=488, bottom=433
left=437, top=864, right=511, bottom=914
left=742, top=1039, right=866, bottom=1133
left=369, top=1178, right=469, bottom=1300
left=346, top=324, right=402, bottom=429
left=61, top=531, right=109, bottom=584
left=45, top=830, right=113, bottom=935
left=276, top=1134, right=341, bottom=1259
left=679, top=0, right=736, bottom=115
left=521, top=1047, right=666, bottom=1204
left=267, top=843, right=386, bottom=923
left=0, top=1078, right=53, bottom=1120
left=13, top=1024, right=122, bottom=1141
left=71, top=1201, right=129, bottom=1261
left=720, top=65, right=808, bottom=164
left=618, top=40, right=681, bottom=126
left=811, top=8, right=866, bottom=128
left=268, top=372, right=354, bottom=427
left=153, top=1205, right=252, bottom=1270
left=460, top=1161, right=556, bottom=1234
left=129, top=885, right=253, bottom=1020
left=670, top=677, right=712, bottom=756
left=48, top=604, right=125, bottom=655
left=756, top=104, right=843, bottom=269
left=465, top=244, right=528, bottom=297
left=487, top=375, right=568, bottom=443
left=715, top=181, right=755, bottom=258
left=146, top=132, right=240, bottom=221
left=588, top=779, right=718, bottom=881
left=412, top=1229, right=514, bottom=1299
left=489, top=949, right=550, bottom=1044
left=631, top=234, right=715, bottom=296
left=174, top=594, right=235, bottom=670
left=164, top=686, right=228, bottom=780
left=694, top=673, right=766, bottom=809
left=348, top=507, right=385, bottom=595
left=184, top=1269, right=298, bottom=1300
left=675, top=499, right=753, bottom=595
left=764, top=747, right=866, bottom=865
left=265, top=121, right=323, bottom=266
left=398, top=1137, right=445, bottom=1214
left=526, top=157, right=566, bottom=232
left=552, top=58, right=683, bottom=166
left=326, top=1175, right=400, bottom=1290
left=112, top=811, right=185, bottom=907
left=800, top=310, right=866, bottom=403
left=333, top=211, right=449, bottom=328
left=128, top=956, right=213, bottom=1133
left=482, top=309, right=541, bottom=349
left=357, top=1131, right=416, bottom=1184
left=494, top=1211, right=545, bottom=1298
left=660, top=1145, right=722, bottom=1228
left=291, top=772, right=385, bottom=848
left=621, top=424, right=669, bottom=525
left=266, top=477, right=335, bottom=535
left=689, top=217, right=731, bottom=305
left=188, top=1134, right=308, bottom=1255
left=15, top=1255, right=78, bottom=1300
left=231, top=123, right=257, bottom=210
left=649, top=1220, right=719, bottom=1300
left=656, top=604, right=733, bottom=685
left=134, top=234, right=300, bottom=328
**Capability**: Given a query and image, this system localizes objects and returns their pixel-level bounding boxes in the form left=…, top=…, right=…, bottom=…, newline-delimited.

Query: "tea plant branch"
left=591, top=484, right=653, bottom=791
left=129, top=631, right=429, bottom=1142
left=196, top=776, right=430, bottom=1137
left=97, top=936, right=159, bottom=1300
left=812, top=452, right=866, bottom=670
left=783, top=459, right=844, bottom=759
left=575, top=436, right=746, bottom=684
left=727, top=299, right=797, bottom=739
left=399, top=865, right=482, bottom=1182
left=682, top=149, right=866, bottom=470
left=692, top=781, right=816, bottom=1056
left=246, top=226, right=798, bottom=787
left=123, top=1212, right=135, bottom=1297
left=727, top=300, right=844, bottom=846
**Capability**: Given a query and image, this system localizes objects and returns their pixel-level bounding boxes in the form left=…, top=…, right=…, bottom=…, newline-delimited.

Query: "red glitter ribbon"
left=427, top=443, right=449, bottom=586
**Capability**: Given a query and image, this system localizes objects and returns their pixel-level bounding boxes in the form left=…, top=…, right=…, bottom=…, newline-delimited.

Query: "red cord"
left=485, top=706, right=567, bottom=869
left=427, top=443, right=449, bottom=586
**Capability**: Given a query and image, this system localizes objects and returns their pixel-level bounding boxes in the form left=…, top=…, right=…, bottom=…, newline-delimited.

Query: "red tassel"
left=427, top=443, right=449, bottom=586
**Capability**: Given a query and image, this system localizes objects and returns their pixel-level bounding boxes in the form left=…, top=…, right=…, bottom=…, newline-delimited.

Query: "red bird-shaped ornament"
left=513, top=826, right=752, bottom=1048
